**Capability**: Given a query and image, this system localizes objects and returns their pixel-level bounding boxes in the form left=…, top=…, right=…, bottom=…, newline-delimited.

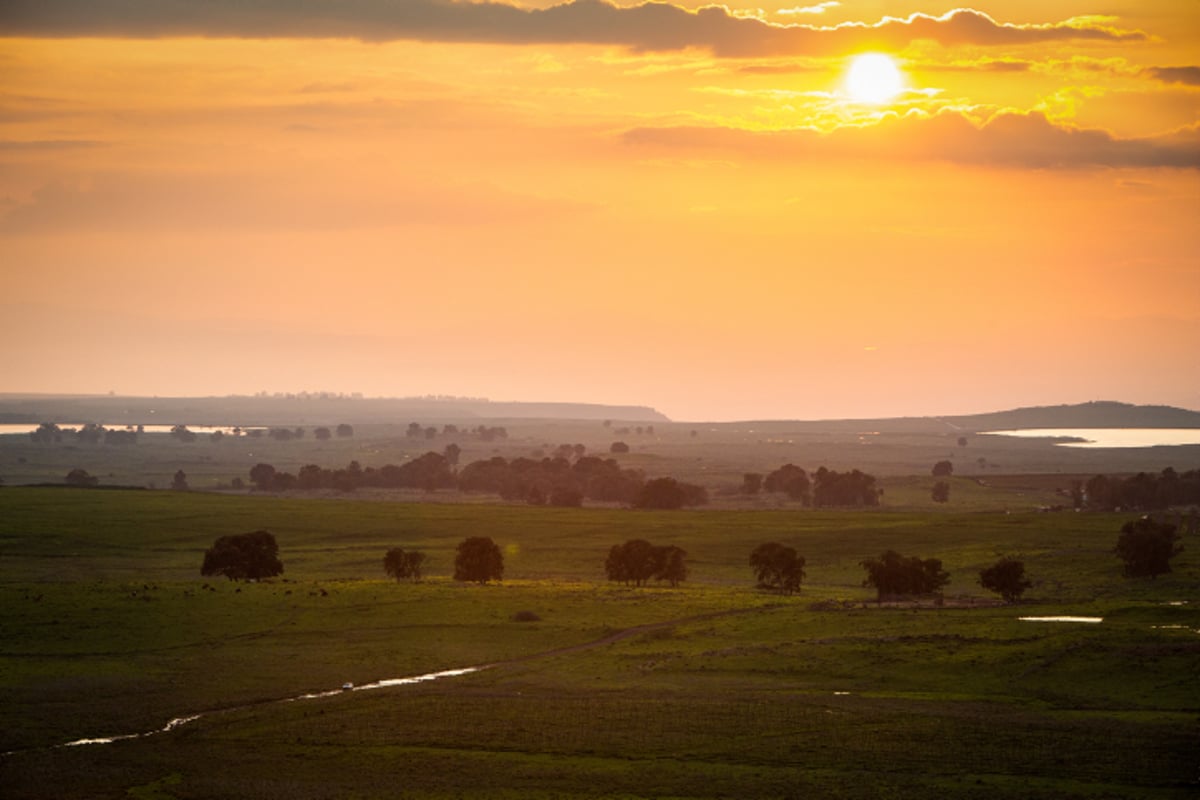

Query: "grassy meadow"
left=1, top=486, right=1197, bottom=798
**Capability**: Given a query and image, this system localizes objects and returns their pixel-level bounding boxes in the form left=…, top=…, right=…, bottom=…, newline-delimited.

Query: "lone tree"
left=454, top=536, right=504, bottom=584
left=932, top=460, right=954, bottom=477
left=931, top=480, right=950, bottom=503
left=749, top=542, right=806, bottom=595
left=65, top=468, right=98, bottom=487
left=383, top=548, right=427, bottom=582
left=979, top=557, right=1031, bottom=603
left=171, top=469, right=189, bottom=491
left=1115, top=517, right=1183, bottom=579
left=201, top=530, right=283, bottom=581
left=605, top=539, right=688, bottom=587
left=860, top=550, right=949, bottom=601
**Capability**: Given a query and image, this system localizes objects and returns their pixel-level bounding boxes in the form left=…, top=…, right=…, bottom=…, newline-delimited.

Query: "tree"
left=454, top=536, right=503, bottom=584
left=957, top=436, right=968, bottom=447
left=171, top=469, right=189, bottom=491
left=979, top=557, right=1031, bottom=603
left=65, top=468, right=98, bottom=487
left=610, top=441, right=630, bottom=454
left=201, top=530, right=283, bottom=581
left=443, top=443, right=462, bottom=467
left=633, top=477, right=685, bottom=509
left=335, top=424, right=354, bottom=438
left=170, top=424, right=196, bottom=443
left=249, top=462, right=277, bottom=491
left=654, top=545, right=688, bottom=587
left=932, top=460, right=954, bottom=477
left=860, top=550, right=949, bottom=601
left=314, top=427, right=332, bottom=441
left=1115, top=517, right=1182, bottom=579
left=764, top=464, right=810, bottom=501
left=383, top=548, right=427, bottom=582
left=549, top=486, right=583, bottom=507
left=742, top=473, right=763, bottom=495
left=749, top=542, right=806, bottom=594
left=932, top=481, right=950, bottom=503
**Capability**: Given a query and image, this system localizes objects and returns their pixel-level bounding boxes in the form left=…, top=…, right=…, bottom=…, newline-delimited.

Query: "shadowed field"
left=1, top=488, right=1197, bottom=798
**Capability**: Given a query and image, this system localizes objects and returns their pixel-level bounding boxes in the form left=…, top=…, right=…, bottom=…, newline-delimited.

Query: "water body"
left=1019, top=616, right=1103, bottom=624
left=983, top=428, right=1200, bottom=448
left=27, top=667, right=483, bottom=753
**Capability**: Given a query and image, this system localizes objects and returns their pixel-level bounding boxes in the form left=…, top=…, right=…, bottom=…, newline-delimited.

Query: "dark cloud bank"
left=0, top=1, right=1146, bottom=55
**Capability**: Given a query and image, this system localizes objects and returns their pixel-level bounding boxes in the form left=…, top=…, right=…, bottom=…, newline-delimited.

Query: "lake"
left=982, top=428, right=1200, bottom=448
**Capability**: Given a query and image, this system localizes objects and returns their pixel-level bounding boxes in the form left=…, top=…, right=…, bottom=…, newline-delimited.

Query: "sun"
left=845, top=53, right=904, bottom=104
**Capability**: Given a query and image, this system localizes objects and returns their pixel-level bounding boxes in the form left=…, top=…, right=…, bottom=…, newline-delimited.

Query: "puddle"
left=1019, top=616, right=1103, bottom=624
left=26, top=667, right=483, bottom=754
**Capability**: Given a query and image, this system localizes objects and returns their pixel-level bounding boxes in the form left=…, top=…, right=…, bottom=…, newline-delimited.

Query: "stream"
left=36, top=666, right=487, bottom=753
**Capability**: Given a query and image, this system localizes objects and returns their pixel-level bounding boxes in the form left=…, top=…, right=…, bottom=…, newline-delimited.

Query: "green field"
left=1, top=487, right=1197, bottom=798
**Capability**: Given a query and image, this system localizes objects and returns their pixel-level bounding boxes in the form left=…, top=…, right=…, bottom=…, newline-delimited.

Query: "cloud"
left=622, top=111, right=1200, bottom=170
left=0, top=139, right=106, bottom=152
left=0, top=171, right=589, bottom=234
left=1145, top=66, right=1200, bottom=86
left=0, top=2, right=1147, bottom=56
left=778, top=2, right=840, bottom=15
left=919, top=59, right=1033, bottom=73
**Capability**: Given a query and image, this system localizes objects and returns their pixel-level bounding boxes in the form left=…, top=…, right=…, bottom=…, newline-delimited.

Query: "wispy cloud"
left=623, top=111, right=1200, bottom=170
left=0, top=2, right=1148, bottom=56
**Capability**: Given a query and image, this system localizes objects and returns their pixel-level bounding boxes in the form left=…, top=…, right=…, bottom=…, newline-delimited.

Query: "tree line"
left=1075, top=468, right=1200, bottom=511
left=201, top=516, right=1182, bottom=599
left=244, top=453, right=710, bottom=509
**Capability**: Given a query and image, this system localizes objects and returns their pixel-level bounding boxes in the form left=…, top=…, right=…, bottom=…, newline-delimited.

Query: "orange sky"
left=1, top=1, right=1197, bottom=421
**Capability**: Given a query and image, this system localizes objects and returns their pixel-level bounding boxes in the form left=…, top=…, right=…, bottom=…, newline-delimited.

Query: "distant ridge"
left=940, top=401, right=1200, bottom=431
left=0, top=394, right=669, bottom=425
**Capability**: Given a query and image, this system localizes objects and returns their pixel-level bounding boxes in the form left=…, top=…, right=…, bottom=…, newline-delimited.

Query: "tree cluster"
left=65, top=467, right=98, bottom=487
left=249, top=453, right=456, bottom=492
left=749, top=542, right=806, bottom=594
left=201, top=530, right=284, bottom=581
left=458, top=455, right=647, bottom=505
left=978, top=557, right=1031, bottom=602
left=383, top=548, right=427, bottom=582
left=632, top=477, right=708, bottom=509
left=751, top=464, right=879, bottom=507
left=1078, top=468, right=1200, bottom=511
left=813, top=467, right=880, bottom=507
left=32, top=422, right=138, bottom=445
left=860, top=550, right=949, bottom=600
left=764, top=464, right=810, bottom=501
left=1114, top=517, right=1183, bottom=579
left=605, top=539, right=687, bottom=587
left=454, top=536, right=504, bottom=584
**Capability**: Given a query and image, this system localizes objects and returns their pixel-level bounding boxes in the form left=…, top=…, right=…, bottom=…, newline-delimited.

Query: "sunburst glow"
left=845, top=53, right=904, bottom=104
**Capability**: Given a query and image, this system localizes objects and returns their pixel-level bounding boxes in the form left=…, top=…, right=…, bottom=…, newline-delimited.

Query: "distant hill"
left=939, top=401, right=1200, bottom=431
left=0, top=394, right=669, bottom=426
